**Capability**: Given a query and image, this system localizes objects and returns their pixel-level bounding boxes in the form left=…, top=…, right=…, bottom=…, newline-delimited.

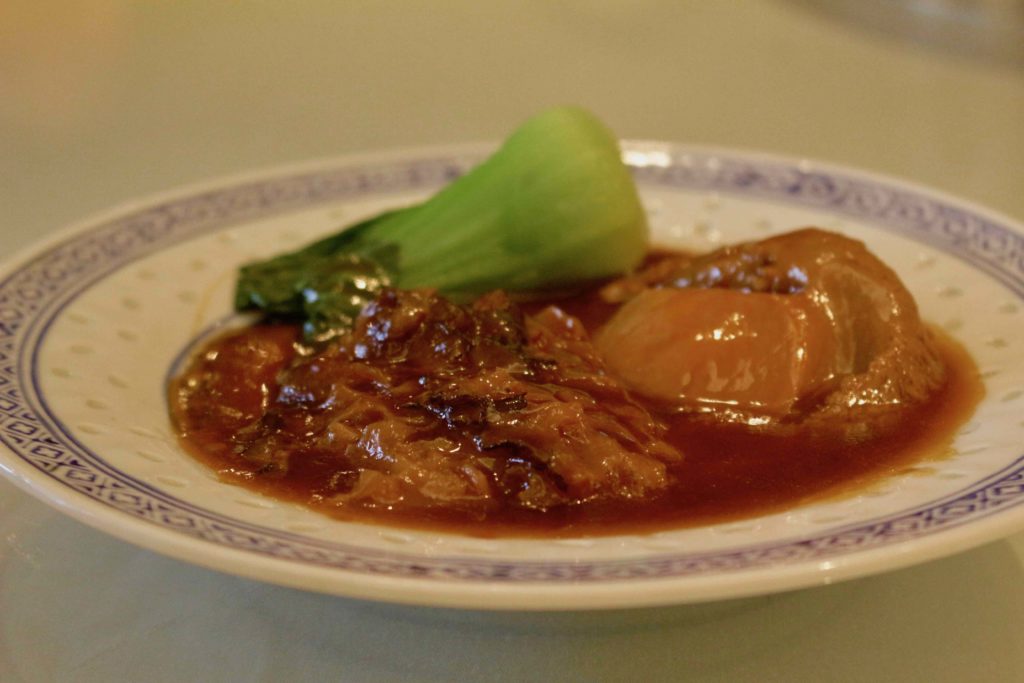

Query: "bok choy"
left=235, top=106, right=648, bottom=339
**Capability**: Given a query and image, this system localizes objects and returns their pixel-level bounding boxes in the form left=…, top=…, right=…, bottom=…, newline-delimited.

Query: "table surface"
left=2, top=2, right=1024, bottom=681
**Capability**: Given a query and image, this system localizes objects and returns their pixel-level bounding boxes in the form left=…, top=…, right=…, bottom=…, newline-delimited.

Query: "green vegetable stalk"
left=235, top=106, right=648, bottom=339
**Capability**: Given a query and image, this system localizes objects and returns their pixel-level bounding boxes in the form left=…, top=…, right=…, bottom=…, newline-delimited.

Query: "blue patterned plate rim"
left=0, top=142, right=1022, bottom=610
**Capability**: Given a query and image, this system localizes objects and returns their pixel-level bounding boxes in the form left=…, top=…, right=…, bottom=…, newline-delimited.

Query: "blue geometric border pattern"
left=1, top=148, right=1022, bottom=583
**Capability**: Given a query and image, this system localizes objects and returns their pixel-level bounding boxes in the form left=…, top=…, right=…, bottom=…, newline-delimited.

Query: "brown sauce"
left=169, top=287, right=983, bottom=538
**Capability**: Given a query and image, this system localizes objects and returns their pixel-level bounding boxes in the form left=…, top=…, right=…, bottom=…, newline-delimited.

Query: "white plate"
left=1, top=143, right=1022, bottom=610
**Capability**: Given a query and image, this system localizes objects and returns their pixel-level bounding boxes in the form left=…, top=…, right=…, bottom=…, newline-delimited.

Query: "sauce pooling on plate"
left=170, top=229, right=982, bottom=537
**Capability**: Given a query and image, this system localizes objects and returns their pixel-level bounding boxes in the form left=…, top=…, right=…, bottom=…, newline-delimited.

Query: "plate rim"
left=1, top=141, right=1023, bottom=610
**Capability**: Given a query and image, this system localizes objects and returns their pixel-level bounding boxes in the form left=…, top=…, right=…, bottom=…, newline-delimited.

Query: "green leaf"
left=234, top=106, right=647, bottom=338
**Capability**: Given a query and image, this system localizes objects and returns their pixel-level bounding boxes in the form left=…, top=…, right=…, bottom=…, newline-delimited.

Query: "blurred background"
left=3, top=1, right=1023, bottom=253
left=2, top=2, right=1024, bottom=681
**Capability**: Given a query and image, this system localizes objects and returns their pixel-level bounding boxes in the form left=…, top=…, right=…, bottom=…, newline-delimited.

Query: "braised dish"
left=170, top=109, right=981, bottom=536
